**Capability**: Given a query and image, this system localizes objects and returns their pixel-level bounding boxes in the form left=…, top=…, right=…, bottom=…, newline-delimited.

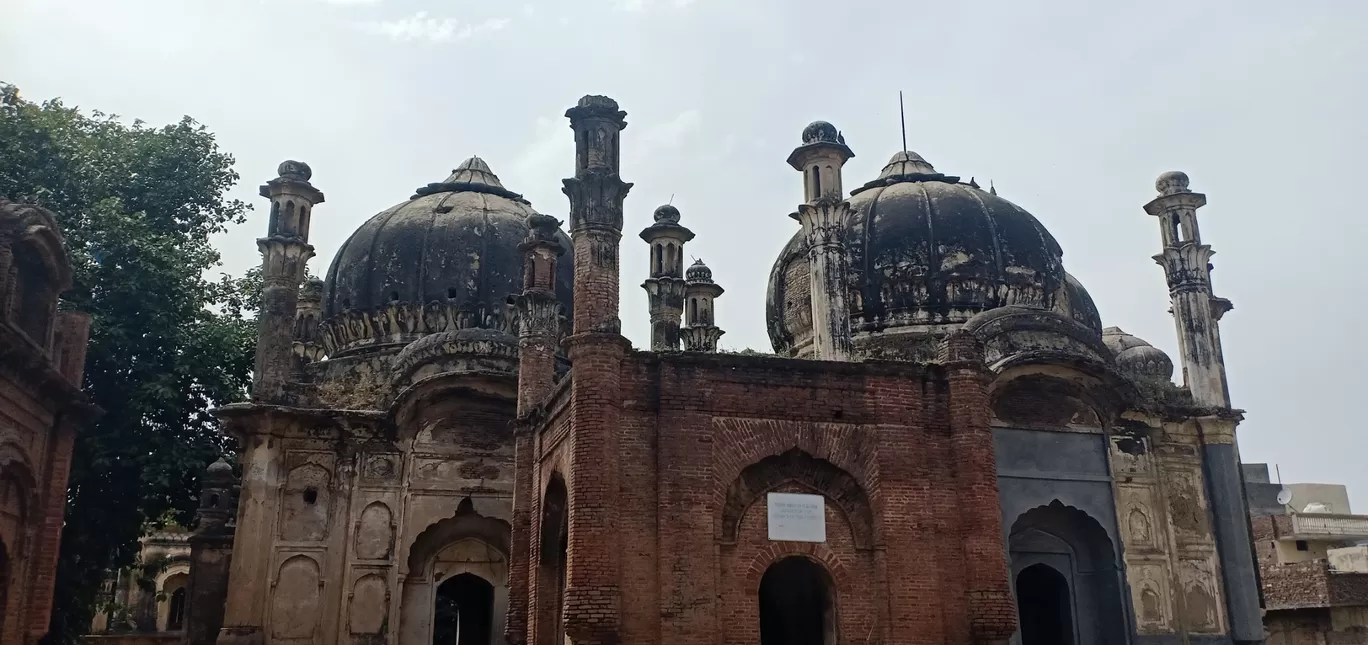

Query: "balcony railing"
left=1290, top=514, right=1368, bottom=540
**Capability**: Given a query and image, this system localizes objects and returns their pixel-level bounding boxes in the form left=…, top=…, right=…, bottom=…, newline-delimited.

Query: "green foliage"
left=0, top=82, right=256, bottom=643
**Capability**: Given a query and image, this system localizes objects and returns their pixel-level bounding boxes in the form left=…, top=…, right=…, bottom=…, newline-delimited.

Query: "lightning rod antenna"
left=668, top=193, right=674, bottom=206
left=899, top=90, right=908, bottom=154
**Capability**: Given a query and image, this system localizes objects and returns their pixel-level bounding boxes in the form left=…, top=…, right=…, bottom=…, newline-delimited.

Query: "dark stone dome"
left=767, top=150, right=1097, bottom=358
left=322, top=157, right=573, bottom=356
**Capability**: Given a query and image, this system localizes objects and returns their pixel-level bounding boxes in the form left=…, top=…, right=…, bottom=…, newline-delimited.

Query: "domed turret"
left=767, top=149, right=1093, bottom=359
left=685, top=258, right=713, bottom=283
left=1102, top=327, right=1174, bottom=381
left=321, top=157, right=573, bottom=357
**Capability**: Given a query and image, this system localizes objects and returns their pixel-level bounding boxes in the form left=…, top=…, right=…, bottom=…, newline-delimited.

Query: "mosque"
left=169, top=95, right=1263, bottom=645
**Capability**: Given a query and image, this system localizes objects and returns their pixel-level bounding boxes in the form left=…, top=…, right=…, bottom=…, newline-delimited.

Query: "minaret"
left=1145, top=171, right=1262, bottom=644
left=787, top=121, right=855, bottom=361
left=1144, top=170, right=1233, bottom=407
left=639, top=204, right=694, bottom=351
left=507, top=212, right=566, bottom=645
left=680, top=259, right=724, bottom=352
left=254, top=161, right=323, bottom=402
left=292, top=276, right=325, bottom=368
left=183, top=458, right=237, bottom=645
left=559, top=95, right=632, bottom=645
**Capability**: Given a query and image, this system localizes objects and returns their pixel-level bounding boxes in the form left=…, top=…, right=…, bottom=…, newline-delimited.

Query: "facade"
left=1245, top=464, right=1368, bottom=644
left=90, top=527, right=194, bottom=636
left=0, top=198, right=93, bottom=644
left=203, top=96, right=1266, bottom=645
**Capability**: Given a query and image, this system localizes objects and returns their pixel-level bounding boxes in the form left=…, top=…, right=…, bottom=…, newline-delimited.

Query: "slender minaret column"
left=253, top=161, right=322, bottom=402
left=183, top=459, right=236, bottom=645
left=292, top=276, right=325, bottom=369
left=1144, top=170, right=1232, bottom=407
left=507, top=212, right=566, bottom=645
left=559, top=95, right=631, bottom=645
left=639, top=204, right=694, bottom=351
left=680, top=259, right=724, bottom=352
left=1145, top=171, right=1262, bottom=644
left=787, top=121, right=855, bottom=361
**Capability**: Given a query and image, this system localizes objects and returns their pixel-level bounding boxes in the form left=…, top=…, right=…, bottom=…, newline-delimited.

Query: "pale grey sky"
left=4, top=0, right=1365, bottom=506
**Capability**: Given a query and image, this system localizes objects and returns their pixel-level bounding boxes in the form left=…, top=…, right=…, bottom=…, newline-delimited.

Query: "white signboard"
left=767, top=492, right=826, bottom=543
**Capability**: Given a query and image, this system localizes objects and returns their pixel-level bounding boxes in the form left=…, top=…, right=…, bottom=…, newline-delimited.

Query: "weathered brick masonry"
left=0, top=199, right=93, bottom=645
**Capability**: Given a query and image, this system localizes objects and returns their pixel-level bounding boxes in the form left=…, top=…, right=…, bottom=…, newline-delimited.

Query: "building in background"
left=1246, top=463, right=1368, bottom=644
left=0, top=199, right=93, bottom=645
left=88, top=528, right=193, bottom=637
left=197, top=96, right=1267, bottom=645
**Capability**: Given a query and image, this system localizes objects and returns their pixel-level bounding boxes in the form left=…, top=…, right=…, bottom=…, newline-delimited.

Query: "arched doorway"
left=536, top=475, right=568, bottom=645
left=1008, top=501, right=1126, bottom=645
left=1016, top=563, right=1073, bottom=645
left=167, top=587, right=188, bottom=631
left=758, top=556, right=835, bottom=645
left=433, top=573, right=495, bottom=645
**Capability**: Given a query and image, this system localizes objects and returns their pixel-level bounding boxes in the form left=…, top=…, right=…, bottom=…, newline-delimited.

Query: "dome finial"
left=1156, top=170, right=1191, bottom=196
left=276, top=160, right=312, bottom=182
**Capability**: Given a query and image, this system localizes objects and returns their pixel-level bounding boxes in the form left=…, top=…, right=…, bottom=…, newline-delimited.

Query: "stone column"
left=939, top=331, right=1017, bottom=644
left=253, top=161, right=323, bottom=404
left=1144, top=172, right=1260, bottom=643
left=639, top=204, right=694, bottom=351
left=217, top=433, right=283, bottom=645
left=786, top=121, right=855, bottom=361
left=184, top=459, right=236, bottom=645
left=508, top=212, right=567, bottom=645
left=560, top=95, right=632, bottom=645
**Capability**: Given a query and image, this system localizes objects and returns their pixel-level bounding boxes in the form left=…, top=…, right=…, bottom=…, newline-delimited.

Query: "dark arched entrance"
left=758, top=556, right=835, bottom=645
left=433, top=573, right=495, bottom=645
left=1016, top=563, right=1074, bottom=645
left=535, top=475, right=568, bottom=645
left=1008, top=501, right=1126, bottom=645
left=167, top=587, right=188, bottom=631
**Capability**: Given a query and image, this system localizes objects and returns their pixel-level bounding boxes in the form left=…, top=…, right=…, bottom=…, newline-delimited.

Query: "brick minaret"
left=680, top=258, right=724, bottom=352
left=253, top=161, right=323, bottom=402
left=787, top=121, right=855, bottom=361
left=183, top=458, right=237, bottom=645
left=639, top=204, right=694, bottom=351
left=560, top=95, right=632, bottom=645
left=507, top=212, right=566, bottom=645
left=939, top=330, right=1017, bottom=643
left=1145, top=171, right=1263, bottom=644
left=1144, top=170, right=1232, bottom=407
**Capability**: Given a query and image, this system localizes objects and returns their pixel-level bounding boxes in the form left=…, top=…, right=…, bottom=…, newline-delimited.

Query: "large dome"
left=767, top=150, right=1099, bottom=358
left=321, top=157, right=573, bottom=357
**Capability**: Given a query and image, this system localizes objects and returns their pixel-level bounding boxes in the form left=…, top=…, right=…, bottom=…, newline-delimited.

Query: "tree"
left=0, top=82, right=257, bottom=642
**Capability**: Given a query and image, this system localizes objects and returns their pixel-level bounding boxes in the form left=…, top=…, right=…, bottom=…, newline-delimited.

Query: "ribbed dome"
left=321, top=157, right=573, bottom=356
left=767, top=150, right=1095, bottom=358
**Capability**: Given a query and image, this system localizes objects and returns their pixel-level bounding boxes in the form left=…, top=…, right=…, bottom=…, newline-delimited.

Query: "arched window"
left=1016, top=564, right=1073, bottom=645
left=759, top=556, right=835, bottom=645
left=433, top=573, right=494, bottom=645
left=167, top=587, right=188, bottom=631
left=654, top=244, right=664, bottom=276
left=811, top=166, right=822, bottom=197
left=11, top=243, right=53, bottom=345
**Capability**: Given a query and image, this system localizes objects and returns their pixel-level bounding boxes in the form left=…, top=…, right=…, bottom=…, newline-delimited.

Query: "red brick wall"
left=519, top=349, right=1015, bottom=645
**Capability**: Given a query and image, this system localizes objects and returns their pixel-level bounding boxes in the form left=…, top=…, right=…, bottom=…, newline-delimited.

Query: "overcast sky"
left=4, top=0, right=1365, bottom=507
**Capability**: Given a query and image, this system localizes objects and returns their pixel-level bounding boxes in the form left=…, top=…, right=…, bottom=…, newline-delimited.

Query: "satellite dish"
left=1277, top=488, right=1294, bottom=506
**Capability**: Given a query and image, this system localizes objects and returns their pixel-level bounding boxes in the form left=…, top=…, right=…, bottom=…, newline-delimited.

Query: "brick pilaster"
left=940, top=331, right=1017, bottom=643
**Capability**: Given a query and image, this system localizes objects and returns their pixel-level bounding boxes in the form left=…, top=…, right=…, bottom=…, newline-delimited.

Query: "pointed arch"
left=1008, top=500, right=1127, bottom=645
left=720, top=449, right=873, bottom=549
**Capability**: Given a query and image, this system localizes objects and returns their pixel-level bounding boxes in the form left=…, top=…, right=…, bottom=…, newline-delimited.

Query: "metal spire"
left=899, top=90, right=908, bottom=154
